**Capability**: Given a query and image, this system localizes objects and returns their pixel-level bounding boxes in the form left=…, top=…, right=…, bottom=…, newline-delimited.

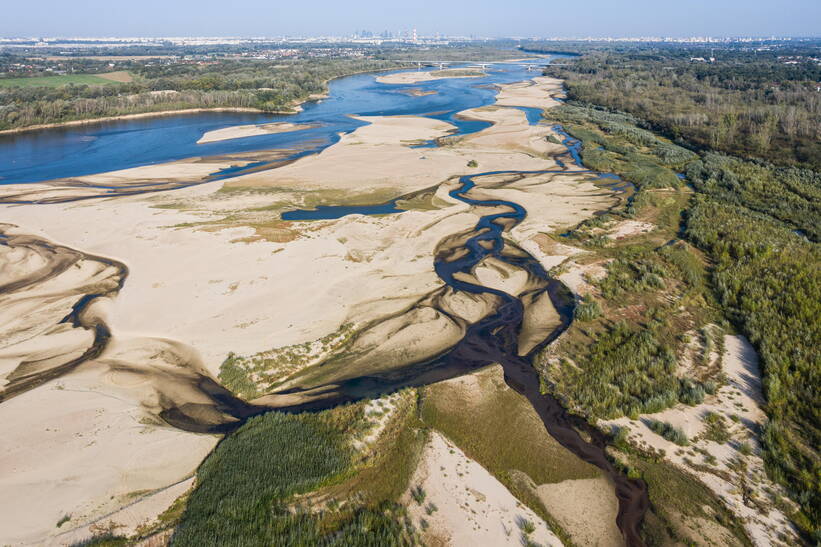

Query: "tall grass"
left=172, top=408, right=415, bottom=546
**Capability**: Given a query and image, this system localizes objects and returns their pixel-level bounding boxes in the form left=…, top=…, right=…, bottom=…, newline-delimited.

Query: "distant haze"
left=5, top=0, right=820, bottom=38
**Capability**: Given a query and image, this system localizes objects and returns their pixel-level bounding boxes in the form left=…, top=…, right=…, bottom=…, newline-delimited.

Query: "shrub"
left=679, top=379, right=706, bottom=406
left=574, top=295, right=602, bottom=321
left=648, top=419, right=689, bottom=446
left=411, top=485, right=426, bottom=505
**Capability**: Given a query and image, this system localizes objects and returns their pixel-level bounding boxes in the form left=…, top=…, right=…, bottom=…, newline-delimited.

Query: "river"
left=0, top=58, right=647, bottom=545
left=0, top=59, right=567, bottom=184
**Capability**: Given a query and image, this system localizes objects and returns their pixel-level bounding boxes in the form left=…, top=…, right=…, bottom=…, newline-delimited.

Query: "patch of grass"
left=410, top=485, right=426, bottom=505
left=702, top=412, right=732, bottom=444
left=573, top=295, right=602, bottom=321
left=648, top=419, right=690, bottom=446
left=56, top=514, right=71, bottom=528
left=420, top=366, right=598, bottom=544
left=434, top=69, right=485, bottom=78
left=218, top=323, right=357, bottom=398
left=316, top=391, right=425, bottom=507
left=421, top=367, right=600, bottom=485
left=635, top=458, right=752, bottom=546
left=0, top=74, right=120, bottom=87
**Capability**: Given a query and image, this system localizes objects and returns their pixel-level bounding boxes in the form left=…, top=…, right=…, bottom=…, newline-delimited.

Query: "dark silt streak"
left=261, top=169, right=648, bottom=544
left=0, top=226, right=259, bottom=424
left=432, top=171, right=649, bottom=546
left=0, top=228, right=127, bottom=402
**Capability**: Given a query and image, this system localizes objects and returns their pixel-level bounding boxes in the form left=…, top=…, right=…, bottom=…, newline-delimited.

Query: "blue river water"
left=0, top=57, right=571, bottom=184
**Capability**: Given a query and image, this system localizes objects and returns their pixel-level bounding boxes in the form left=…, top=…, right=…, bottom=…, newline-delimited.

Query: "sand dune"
left=406, top=432, right=562, bottom=547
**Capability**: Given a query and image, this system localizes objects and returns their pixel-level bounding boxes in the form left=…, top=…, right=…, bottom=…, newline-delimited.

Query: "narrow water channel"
left=433, top=171, right=649, bottom=546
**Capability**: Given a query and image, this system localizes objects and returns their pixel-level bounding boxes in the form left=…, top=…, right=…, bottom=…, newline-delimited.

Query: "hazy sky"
left=5, top=0, right=820, bottom=38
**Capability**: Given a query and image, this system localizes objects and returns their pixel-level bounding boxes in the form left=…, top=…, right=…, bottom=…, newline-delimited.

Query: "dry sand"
left=196, top=122, right=314, bottom=144
left=406, top=432, right=562, bottom=547
left=0, top=72, right=621, bottom=544
left=0, top=361, right=216, bottom=545
left=537, top=477, right=621, bottom=547
left=495, top=76, right=566, bottom=109
left=603, top=335, right=798, bottom=545
left=376, top=68, right=485, bottom=85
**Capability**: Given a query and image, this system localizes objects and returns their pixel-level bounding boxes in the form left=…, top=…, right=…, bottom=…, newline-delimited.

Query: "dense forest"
left=684, top=157, right=820, bottom=535
left=542, top=47, right=821, bottom=539
left=0, top=57, right=406, bottom=129
left=541, top=45, right=821, bottom=169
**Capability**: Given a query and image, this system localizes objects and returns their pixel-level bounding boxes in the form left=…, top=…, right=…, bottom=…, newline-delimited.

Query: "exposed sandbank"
left=196, top=122, right=316, bottom=144
left=376, top=68, right=486, bottom=85
left=406, top=432, right=562, bottom=546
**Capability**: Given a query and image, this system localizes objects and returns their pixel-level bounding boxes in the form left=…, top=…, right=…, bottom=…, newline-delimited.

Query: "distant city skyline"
left=4, top=0, right=820, bottom=38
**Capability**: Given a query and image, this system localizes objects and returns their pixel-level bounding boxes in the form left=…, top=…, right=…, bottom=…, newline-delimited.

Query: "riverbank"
left=0, top=107, right=270, bottom=136
left=0, top=65, right=412, bottom=137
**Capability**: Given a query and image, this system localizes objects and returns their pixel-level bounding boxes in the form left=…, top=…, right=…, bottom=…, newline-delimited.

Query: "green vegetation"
left=420, top=366, right=600, bottom=544
left=543, top=46, right=820, bottom=538
left=552, top=104, right=694, bottom=194
left=545, top=46, right=821, bottom=169
left=410, top=485, right=426, bottom=505
left=56, top=514, right=71, bottom=528
left=647, top=420, right=689, bottom=446
left=218, top=323, right=357, bottom=398
left=0, top=74, right=119, bottom=87
left=434, top=69, right=485, bottom=78
left=684, top=169, right=820, bottom=534
left=0, top=58, right=404, bottom=130
left=573, top=295, right=601, bottom=321
left=634, top=458, right=752, bottom=546
left=72, top=536, right=129, bottom=547
left=538, top=112, right=719, bottom=420
left=172, top=404, right=418, bottom=546
left=466, top=159, right=478, bottom=168
left=702, top=412, right=732, bottom=444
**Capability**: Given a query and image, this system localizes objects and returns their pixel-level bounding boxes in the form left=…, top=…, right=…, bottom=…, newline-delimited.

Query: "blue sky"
left=5, top=0, right=820, bottom=37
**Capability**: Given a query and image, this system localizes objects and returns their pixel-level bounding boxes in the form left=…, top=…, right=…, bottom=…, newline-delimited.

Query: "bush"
left=574, top=295, right=602, bottom=321
left=648, top=420, right=689, bottom=446
left=410, top=485, right=426, bottom=505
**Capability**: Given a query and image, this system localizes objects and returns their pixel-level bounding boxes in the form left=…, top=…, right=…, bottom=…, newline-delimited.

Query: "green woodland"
left=0, top=58, right=404, bottom=129
left=539, top=47, right=821, bottom=538
left=172, top=407, right=418, bottom=546
left=542, top=46, right=821, bottom=169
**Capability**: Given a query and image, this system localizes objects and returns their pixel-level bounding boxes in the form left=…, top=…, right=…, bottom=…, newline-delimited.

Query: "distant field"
left=0, top=71, right=132, bottom=87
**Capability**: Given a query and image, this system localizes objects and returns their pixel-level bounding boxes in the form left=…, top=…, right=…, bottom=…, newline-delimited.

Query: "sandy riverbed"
left=0, top=74, right=619, bottom=544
